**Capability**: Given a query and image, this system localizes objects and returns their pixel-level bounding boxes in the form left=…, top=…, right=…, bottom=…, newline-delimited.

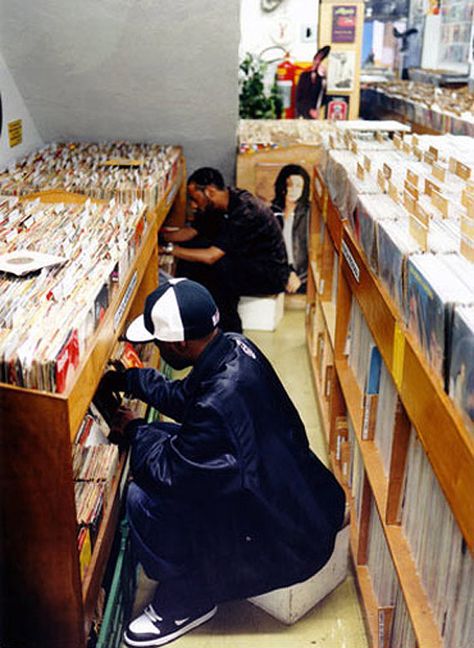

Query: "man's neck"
left=212, top=187, right=230, bottom=212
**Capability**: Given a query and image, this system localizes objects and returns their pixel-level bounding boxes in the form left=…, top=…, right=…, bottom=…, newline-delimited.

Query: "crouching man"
left=102, top=278, right=345, bottom=647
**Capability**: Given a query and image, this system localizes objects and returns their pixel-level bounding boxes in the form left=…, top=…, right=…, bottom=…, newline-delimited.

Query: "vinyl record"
left=0, top=250, right=67, bottom=276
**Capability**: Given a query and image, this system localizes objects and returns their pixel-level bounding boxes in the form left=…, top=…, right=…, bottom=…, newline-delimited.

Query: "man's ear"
left=205, top=185, right=218, bottom=200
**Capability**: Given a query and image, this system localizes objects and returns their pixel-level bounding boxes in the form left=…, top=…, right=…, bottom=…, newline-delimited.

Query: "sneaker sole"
left=123, top=606, right=218, bottom=647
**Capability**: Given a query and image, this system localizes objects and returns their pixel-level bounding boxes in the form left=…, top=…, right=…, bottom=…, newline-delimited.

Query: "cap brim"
left=125, top=315, right=156, bottom=343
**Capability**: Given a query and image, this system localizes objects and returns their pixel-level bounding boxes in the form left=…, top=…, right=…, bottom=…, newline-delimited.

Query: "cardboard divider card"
left=404, top=180, right=419, bottom=201
left=409, top=214, right=428, bottom=252
left=388, top=181, right=399, bottom=204
left=460, top=216, right=474, bottom=262
left=377, top=169, right=386, bottom=192
left=431, top=191, right=449, bottom=218
left=425, top=177, right=441, bottom=197
left=461, top=189, right=474, bottom=211
left=383, top=163, right=392, bottom=180
left=432, top=163, right=446, bottom=183
left=403, top=190, right=416, bottom=215
left=406, top=169, right=419, bottom=188
left=456, top=161, right=471, bottom=181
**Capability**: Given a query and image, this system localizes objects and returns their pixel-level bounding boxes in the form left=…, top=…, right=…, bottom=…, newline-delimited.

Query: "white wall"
left=0, top=51, right=43, bottom=168
left=0, top=0, right=240, bottom=182
left=240, top=0, right=319, bottom=62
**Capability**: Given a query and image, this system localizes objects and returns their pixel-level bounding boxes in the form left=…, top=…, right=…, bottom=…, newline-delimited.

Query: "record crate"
left=96, top=519, right=137, bottom=648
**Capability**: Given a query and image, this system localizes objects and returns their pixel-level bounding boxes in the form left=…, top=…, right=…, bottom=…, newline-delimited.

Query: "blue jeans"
left=126, top=423, right=214, bottom=616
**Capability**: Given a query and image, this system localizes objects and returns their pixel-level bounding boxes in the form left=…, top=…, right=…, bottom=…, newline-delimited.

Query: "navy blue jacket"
left=125, top=332, right=345, bottom=602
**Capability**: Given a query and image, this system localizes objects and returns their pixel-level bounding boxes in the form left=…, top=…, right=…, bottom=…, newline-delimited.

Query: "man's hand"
left=100, top=369, right=128, bottom=395
left=108, top=406, right=136, bottom=447
left=286, top=271, right=302, bottom=294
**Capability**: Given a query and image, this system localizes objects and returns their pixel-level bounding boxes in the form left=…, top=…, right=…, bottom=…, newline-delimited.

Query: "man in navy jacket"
left=104, top=278, right=345, bottom=647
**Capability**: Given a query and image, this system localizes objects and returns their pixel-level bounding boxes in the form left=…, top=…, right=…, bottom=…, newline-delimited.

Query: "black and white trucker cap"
left=126, top=278, right=220, bottom=342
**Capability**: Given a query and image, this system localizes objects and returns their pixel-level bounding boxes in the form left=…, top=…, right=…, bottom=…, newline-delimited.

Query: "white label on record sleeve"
left=378, top=610, right=386, bottom=647
left=341, top=240, right=360, bottom=283
left=114, top=271, right=138, bottom=331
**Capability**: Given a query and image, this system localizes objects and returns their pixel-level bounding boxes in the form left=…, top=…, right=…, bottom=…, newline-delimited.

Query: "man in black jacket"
left=104, top=278, right=345, bottom=647
left=295, top=45, right=331, bottom=119
left=162, top=167, right=290, bottom=333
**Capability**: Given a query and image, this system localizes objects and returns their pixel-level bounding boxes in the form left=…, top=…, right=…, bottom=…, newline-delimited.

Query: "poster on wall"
left=326, top=95, right=350, bottom=120
left=331, top=5, right=357, bottom=43
left=327, top=51, right=356, bottom=92
left=8, top=119, right=22, bottom=148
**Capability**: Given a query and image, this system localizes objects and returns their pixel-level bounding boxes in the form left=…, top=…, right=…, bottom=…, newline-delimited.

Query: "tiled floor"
left=124, top=309, right=368, bottom=647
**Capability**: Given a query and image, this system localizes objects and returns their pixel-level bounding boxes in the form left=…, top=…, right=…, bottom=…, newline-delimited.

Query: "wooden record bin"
left=306, top=164, right=474, bottom=647
left=0, top=154, right=186, bottom=648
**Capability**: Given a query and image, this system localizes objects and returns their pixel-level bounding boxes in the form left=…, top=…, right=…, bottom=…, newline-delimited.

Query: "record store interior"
left=0, top=1, right=473, bottom=647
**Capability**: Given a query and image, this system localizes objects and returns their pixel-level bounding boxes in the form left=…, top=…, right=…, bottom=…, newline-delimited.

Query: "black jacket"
left=296, top=71, right=326, bottom=118
left=125, top=332, right=345, bottom=602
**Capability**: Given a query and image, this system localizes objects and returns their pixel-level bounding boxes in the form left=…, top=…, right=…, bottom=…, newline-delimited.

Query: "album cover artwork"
left=449, top=306, right=474, bottom=434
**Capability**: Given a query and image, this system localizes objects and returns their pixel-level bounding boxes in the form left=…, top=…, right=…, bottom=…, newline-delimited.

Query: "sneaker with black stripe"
left=123, top=604, right=218, bottom=646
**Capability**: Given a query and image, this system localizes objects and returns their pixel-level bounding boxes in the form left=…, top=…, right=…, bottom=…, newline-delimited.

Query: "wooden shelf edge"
left=320, top=299, right=337, bottom=350
left=385, top=524, right=443, bottom=648
left=305, top=332, right=330, bottom=445
left=310, top=260, right=320, bottom=290
left=353, top=564, right=380, bottom=648
left=335, top=357, right=364, bottom=435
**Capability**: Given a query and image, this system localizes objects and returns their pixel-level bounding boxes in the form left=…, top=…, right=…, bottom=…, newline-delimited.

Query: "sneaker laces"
left=144, top=605, right=163, bottom=623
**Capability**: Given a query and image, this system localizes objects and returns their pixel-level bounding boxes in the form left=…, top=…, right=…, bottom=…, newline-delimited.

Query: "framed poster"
left=327, top=50, right=356, bottom=92
left=332, top=5, right=357, bottom=44
left=326, top=95, right=350, bottom=121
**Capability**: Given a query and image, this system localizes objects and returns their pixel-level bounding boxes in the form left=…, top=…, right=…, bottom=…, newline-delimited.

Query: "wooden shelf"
left=307, top=164, right=472, bottom=647
left=326, top=195, right=344, bottom=251
left=384, top=525, right=442, bottom=648
left=321, top=300, right=336, bottom=350
left=354, top=565, right=381, bottom=647
left=340, top=229, right=474, bottom=551
left=306, top=329, right=331, bottom=443
left=335, top=357, right=364, bottom=434
left=0, top=156, right=186, bottom=648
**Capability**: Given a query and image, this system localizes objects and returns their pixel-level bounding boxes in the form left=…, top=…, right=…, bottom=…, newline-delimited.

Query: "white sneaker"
left=123, top=603, right=217, bottom=646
